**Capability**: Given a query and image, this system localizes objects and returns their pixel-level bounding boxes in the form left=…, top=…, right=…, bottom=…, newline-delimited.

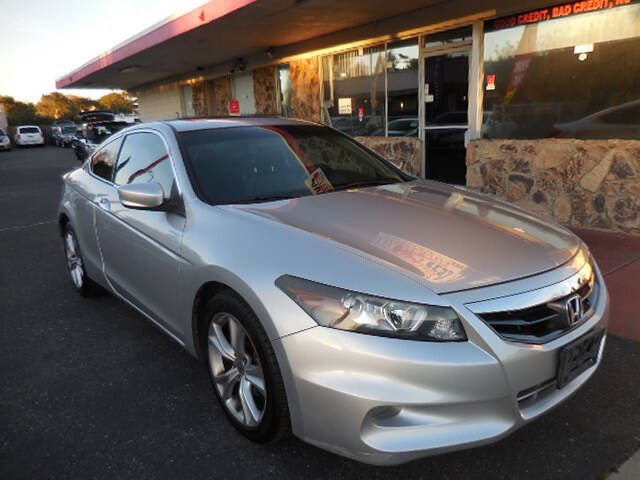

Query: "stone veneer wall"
left=191, top=81, right=208, bottom=117
left=210, top=76, right=232, bottom=115
left=466, top=139, right=640, bottom=235
left=252, top=66, right=278, bottom=114
left=355, top=137, right=422, bottom=177
left=289, top=57, right=321, bottom=123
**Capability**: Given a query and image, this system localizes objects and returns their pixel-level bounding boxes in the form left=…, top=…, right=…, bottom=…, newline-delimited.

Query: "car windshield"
left=0, top=129, right=5, bottom=136
left=86, top=122, right=127, bottom=143
left=62, top=126, right=76, bottom=134
left=180, top=125, right=407, bottom=205
left=20, top=127, right=39, bottom=133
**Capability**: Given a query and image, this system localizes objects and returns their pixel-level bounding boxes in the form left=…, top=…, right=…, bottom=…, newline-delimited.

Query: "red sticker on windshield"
left=305, top=168, right=333, bottom=194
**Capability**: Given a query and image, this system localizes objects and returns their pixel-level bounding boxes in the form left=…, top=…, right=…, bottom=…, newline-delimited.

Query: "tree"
left=36, top=92, right=76, bottom=119
left=68, top=95, right=101, bottom=115
left=99, top=92, right=133, bottom=113
left=0, top=96, right=48, bottom=125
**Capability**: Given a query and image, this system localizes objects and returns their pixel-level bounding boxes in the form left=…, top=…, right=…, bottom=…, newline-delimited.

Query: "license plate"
left=557, top=329, right=604, bottom=389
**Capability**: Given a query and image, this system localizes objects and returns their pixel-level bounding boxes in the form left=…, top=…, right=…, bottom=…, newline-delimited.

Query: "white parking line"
left=0, top=220, right=56, bottom=233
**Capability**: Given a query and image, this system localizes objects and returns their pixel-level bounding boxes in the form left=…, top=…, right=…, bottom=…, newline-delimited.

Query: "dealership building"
left=58, top=0, right=640, bottom=235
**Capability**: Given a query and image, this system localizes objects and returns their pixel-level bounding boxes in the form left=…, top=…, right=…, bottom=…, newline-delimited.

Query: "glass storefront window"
left=277, top=64, right=293, bottom=117
left=424, top=26, right=472, bottom=49
left=182, top=85, right=195, bottom=117
left=483, top=2, right=640, bottom=139
left=387, top=39, right=419, bottom=136
left=322, top=46, right=386, bottom=136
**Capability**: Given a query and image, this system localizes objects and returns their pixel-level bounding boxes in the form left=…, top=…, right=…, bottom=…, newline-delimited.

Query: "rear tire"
left=203, top=291, right=291, bottom=443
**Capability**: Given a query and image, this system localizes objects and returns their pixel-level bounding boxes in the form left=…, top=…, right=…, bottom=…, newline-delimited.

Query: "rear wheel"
left=63, top=225, right=96, bottom=297
left=203, top=291, right=290, bottom=443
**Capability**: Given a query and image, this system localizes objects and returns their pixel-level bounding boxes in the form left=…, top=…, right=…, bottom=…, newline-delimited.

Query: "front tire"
left=203, top=291, right=290, bottom=443
left=63, top=225, right=96, bottom=297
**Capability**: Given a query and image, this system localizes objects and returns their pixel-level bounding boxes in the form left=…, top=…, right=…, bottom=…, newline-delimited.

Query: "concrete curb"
left=607, top=449, right=640, bottom=479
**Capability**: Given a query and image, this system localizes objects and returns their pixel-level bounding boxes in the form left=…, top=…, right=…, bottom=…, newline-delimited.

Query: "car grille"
left=477, top=273, right=598, bottom=344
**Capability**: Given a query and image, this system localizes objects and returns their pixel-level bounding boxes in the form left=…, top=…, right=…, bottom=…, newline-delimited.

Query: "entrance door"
left=232, top=72, right=256, bottom=114
left=423, top=47, right=470, bottom=184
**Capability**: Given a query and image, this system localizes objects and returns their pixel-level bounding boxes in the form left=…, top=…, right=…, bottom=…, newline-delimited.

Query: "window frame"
left=88, top=128, right=184, bottom=200
left=87, top=134, right=124, bottom=185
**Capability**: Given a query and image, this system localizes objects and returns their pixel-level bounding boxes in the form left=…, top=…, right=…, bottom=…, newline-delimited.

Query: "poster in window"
left=338, top=98, right=352, bottom=115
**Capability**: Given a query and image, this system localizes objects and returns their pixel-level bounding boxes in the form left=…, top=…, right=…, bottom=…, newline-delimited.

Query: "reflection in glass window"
left=387, top=39, right=419, bottom=137
left=322, top=46, right=386, bottom=136
left=483, top=3, right=640, bottom=139
left=278, top=64, right=293, bottom=117
left=179, top=125, right=405, bottom=205
left=91, top=137, right=122, bottom=181
left=114, top=133, right=175, bottom=199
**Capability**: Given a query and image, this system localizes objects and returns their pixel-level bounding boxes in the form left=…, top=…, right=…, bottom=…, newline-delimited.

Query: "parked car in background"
left=481, top=111, right=518, bottom=138
left=51, top=120, right=78, bottom=147
left=79, top=110, right=116, bottom=122
left=13, top=126, right=44, bottom=146
left=71, top=120, right=128, bottom=161
left=387, top=117, right=419, bottom=136
left=58, top=117, right=608, bottom=465
left=550, top=99, right=640, bottom=139
left=0, top=128, right=11, bottom=151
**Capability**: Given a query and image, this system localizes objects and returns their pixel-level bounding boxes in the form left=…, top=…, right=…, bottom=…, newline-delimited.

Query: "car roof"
left=18, top=125, right=41, bottom=129
left=156, top=116, right=316, bottom=132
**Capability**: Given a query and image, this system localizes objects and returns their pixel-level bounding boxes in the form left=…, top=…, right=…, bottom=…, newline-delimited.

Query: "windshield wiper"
left=235, top=194, right=299, bottom=204
left=334, top=178, right=400, bottom=191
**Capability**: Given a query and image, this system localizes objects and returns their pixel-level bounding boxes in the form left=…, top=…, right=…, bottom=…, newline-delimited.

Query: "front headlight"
left=275, top=275, right=466, bottom=341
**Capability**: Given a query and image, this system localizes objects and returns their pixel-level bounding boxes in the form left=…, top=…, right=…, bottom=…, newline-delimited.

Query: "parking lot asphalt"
left=1, top=146, right=639, bottom=480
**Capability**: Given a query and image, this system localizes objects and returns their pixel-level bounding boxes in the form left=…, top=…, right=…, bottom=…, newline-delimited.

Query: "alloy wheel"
left=208, top=312, right=266, bottom=427
left=64, top=231, right=84, bottom=289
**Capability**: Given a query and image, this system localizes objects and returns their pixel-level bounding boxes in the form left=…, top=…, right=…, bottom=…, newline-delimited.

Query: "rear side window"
left=19, top=127, right=40, bottom=134
left=91, top=137, right=122, bottom=181
left=114, top=132, right=175, bottom=199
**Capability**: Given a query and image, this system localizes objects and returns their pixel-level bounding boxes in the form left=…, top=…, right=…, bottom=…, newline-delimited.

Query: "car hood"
left=235, top=180, right=582, bottom=293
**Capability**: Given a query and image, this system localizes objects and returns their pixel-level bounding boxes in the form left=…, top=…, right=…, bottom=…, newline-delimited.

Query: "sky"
left=0, top=0, right=209, bottom=104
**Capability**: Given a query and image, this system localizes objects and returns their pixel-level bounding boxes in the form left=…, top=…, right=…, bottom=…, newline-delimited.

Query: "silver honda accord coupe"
left=58, top=117, right=608, bottom=465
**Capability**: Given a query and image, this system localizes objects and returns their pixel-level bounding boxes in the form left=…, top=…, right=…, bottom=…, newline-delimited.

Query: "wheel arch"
left=191, top=280, right=234, bottom=360
left=58, top=212, right=70, bottom=237
left=189, top=272, right=280, bottom=361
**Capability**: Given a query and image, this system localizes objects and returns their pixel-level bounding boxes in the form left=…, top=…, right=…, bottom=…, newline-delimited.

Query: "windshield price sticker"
left=305, top=168, right=333, bottom=194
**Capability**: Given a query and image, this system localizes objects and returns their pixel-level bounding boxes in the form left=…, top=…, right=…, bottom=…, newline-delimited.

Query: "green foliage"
left=98, top=92, right=133, bottom=114
left=0, top=91, right=134, bottom=126
left=36, top=92, right=76, bottom=119
left=0, top=96, right=52, bottom=126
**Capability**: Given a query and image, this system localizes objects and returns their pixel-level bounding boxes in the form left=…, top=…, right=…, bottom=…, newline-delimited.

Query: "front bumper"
left=274, top=268, right=609, bottom=465
left=0, top=141, right=10, bottom=150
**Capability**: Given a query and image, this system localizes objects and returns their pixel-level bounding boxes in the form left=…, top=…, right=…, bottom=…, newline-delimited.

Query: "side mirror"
left=118, top=182, right=165, bottom=210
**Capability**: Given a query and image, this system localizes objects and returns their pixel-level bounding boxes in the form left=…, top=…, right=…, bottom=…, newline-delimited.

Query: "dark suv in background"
left=71, top=110, right=128, bottom=161
left=51, top=119, right=78, bottom=147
